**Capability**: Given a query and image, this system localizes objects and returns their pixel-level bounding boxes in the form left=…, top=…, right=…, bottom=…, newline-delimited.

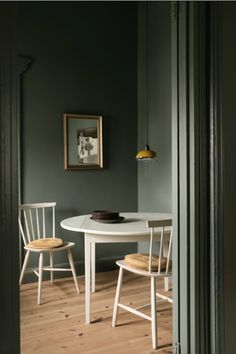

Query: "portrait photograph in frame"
left=64, top=113, right=103, bottom=170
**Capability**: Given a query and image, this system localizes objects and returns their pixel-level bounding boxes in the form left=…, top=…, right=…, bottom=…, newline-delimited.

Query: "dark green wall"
left=18, top=2, right=138, bottom=276
left=137, top=2, right=172, bottom=213
left=222, top=4, right=236, bottom=353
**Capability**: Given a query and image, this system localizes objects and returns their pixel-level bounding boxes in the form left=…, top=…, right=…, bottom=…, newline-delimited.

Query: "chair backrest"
left=18, top=202, right=56, bottom=246
left=146, top=219, right=173, bottom=274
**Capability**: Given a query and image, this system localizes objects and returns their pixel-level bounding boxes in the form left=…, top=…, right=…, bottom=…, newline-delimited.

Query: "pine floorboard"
left=20, top=270, right=172, bottom=354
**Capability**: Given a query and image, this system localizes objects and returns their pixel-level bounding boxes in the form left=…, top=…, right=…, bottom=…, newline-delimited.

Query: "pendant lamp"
left=136, top=2, right=157, bottom=161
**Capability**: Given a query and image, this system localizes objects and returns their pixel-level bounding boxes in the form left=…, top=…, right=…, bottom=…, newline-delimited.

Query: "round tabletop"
left=60, top=212, right=172, bottom=236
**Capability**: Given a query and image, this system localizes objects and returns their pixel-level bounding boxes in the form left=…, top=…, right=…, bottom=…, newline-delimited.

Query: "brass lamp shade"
left=136, top=144, right=156, bottom=160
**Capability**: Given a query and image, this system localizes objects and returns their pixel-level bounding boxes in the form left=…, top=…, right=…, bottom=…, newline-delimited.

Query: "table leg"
left=91, top=242, right=96, bottom=293
left=85, top=235, right=91, bottom=324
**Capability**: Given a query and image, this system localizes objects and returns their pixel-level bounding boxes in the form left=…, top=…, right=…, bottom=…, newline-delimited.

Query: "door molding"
left=209, top=3, right=224, bottom=354
left=172, top=2, right=211, bottom=353
left=0, top=3, right=20, bottom=354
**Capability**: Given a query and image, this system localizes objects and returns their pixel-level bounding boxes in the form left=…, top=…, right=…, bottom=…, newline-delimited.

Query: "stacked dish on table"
left=91, top=210, right=124, bottom=223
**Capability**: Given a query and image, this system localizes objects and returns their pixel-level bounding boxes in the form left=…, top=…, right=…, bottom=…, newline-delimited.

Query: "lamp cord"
left=146, top=1, right=149, bottom=146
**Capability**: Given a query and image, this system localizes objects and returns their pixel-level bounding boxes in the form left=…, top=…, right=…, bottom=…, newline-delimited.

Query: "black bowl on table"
left=91, top=210, right=124, bottom=223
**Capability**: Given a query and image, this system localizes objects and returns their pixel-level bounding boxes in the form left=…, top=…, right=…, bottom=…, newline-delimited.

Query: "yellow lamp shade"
left=136, top=144, right=156, bottom=160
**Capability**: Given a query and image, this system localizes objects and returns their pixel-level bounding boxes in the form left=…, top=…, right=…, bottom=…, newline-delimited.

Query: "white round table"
left=60, top=212, right=172, bottom=323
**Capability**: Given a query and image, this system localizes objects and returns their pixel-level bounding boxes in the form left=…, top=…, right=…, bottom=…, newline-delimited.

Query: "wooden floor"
left=20, top=270, right=172, bottom=354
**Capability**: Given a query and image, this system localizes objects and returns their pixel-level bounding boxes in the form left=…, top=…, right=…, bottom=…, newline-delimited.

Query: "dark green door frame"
left=172, top=2, right=224, bottom=354
left=209, top=2, right=224, bottom=354
left=0, top=3, right=20, bottom=354
left=171, top=2, right=218, bottom=354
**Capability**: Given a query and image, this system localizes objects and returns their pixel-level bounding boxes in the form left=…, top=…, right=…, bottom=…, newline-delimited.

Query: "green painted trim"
left=189, top=3, right=211, bottom=354
left=0, top=3, right=20, bottom=354
left=177, top=2, right=191, bottom=353
left=171, top=0, right=180, bottom=349
left=209, top=3, right=225, bottom=354
left=172, top=2, right=212, bottom=353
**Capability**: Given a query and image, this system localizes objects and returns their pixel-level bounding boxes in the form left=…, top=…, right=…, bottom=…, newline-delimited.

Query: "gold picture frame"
left=63, top=113, right=103, bottom=170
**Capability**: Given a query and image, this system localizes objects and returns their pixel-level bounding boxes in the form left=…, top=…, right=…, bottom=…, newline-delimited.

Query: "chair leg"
left=112, top=267, right=124, bottom=327
left=50, top=252, right=54, bottom=284
left=151, top=276, right=157, bottom=349
left=67, top=248, right=80, bottom=294
left=38, top=253, right=44, bottom=305
left=19, top=250, right=30, bottom=286
left=164, top=276, right=169, bottom=291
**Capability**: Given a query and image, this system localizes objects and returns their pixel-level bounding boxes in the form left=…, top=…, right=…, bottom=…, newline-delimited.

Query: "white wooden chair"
left=18, top=202, right=80, bottom=304
left=112, top=219, right=173, bottom=350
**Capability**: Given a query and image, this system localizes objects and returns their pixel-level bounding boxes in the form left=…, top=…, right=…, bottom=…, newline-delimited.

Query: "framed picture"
left=63, top=113, right=103, bottom=170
